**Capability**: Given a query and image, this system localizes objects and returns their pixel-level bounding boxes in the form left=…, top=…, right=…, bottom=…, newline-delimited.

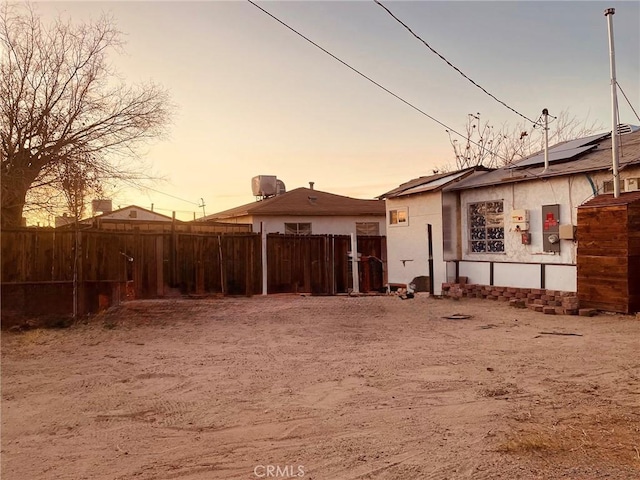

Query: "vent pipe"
left=309, top=181, right=315, bottom=190
left=605, top=7, right=620, bottom=198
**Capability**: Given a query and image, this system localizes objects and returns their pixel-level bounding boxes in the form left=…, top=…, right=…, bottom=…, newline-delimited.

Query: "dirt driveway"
left=2, top=295, right=639, bottom=479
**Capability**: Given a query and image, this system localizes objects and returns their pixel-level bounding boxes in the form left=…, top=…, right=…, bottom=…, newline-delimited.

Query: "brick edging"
left=441, top=282, right=584, bottom=315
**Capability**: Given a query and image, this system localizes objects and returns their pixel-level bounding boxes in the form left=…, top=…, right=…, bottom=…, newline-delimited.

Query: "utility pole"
left=605, top=7, right=620, bottom=198
left=199, top=197, right=206, bottom=218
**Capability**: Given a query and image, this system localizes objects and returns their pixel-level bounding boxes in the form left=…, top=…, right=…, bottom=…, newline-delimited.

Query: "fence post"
left=217, top=235, right=225, bottom=295
left=262, top=228, right=268, bottom=295
left=156, top=235, right=164, bottom=296
left=350, top=233, right=359, bottom=294
left=171, top=211, right=177, bottom=287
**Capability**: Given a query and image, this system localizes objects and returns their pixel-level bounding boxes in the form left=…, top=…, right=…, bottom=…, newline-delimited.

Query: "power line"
left=617, top=81, right=640, bottom=123
left=246, top=0, right=509, bottom=163
left=120, top=179, right=201, bottom=206
left=373, top=0, right=539, bottom=125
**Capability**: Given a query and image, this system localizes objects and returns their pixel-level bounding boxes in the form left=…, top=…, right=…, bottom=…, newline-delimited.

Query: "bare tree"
left=446, top=113, right=509, bottom=170
left=447, top=111, right=602, bottom=170
left=0, top=3, right=172, bottom=228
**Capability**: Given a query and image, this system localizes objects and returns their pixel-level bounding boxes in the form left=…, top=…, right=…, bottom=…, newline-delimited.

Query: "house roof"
left=378, top=167, right=490, bottom=199
left=445, top=130, right=640, bottom=191
left=200, top=187, right=385, bottom=221
left=86, top=205, right=176, bottom=222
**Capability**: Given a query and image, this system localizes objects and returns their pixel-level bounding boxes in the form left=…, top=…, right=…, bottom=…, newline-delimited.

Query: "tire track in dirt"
left=3, top=295, right=640, bottom=480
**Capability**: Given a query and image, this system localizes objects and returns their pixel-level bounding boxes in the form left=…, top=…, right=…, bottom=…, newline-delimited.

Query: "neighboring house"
left=56, top=205, right=177, bottom=231
left=445, top=128, right=640, bottom=293
left=198, top=185, right=386, bottom=236
left=57, top=205, right=252, bottom=233
left=378, top=167, right=489, bottom=294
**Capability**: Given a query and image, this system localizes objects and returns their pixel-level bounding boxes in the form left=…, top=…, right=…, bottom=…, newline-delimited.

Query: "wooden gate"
left=266, top=234, right=386, bottom=294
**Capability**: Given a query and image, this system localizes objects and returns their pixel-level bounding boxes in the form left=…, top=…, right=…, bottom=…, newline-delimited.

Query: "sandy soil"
left=2, top=295, right=639, bottom=480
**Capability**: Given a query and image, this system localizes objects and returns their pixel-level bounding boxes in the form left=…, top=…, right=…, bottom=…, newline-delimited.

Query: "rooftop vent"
left=616, top=124, right=640, bottom=135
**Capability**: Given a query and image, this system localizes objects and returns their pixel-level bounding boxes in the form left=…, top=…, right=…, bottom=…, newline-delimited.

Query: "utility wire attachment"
left=373, top=0, right=538, bottom=125
left=246, top=0, right=509, bottom=164
left=617, top=81, right=640, bottom=123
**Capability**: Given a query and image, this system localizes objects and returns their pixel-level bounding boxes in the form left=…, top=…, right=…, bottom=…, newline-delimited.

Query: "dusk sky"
left=35, top=1, right=640, bottom=221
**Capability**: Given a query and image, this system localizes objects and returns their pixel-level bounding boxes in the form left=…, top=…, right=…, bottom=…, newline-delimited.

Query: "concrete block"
left=510, top=299, right=526, bottom=308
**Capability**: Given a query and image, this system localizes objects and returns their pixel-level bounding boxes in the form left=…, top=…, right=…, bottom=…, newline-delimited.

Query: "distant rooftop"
left=199, top=187, right=385, bottom=221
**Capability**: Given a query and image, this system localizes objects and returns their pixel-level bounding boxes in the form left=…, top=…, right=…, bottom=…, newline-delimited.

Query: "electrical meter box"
left=559, top=224, right=576, bottom=240
left=511, top=209, right=529, bottom=232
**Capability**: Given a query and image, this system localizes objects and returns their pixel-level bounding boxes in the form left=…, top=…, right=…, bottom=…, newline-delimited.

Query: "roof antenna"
left=542, top=108, right=549, bottom=173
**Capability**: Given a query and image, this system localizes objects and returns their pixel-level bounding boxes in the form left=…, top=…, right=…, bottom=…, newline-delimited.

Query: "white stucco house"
left=378, top=167, right=489, bottom=295
left=382, top=128, right=640, bottom=295
left=445, top=128, right=640, bottom=293
left=199, top=185, right=386, bottom=236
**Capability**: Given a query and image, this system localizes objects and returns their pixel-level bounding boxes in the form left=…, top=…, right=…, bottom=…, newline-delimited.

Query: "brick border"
left=441, top=282, right=582, bottom=315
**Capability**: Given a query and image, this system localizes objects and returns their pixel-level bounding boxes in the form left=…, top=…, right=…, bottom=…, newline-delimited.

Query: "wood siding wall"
left=577, top=203, right=640, bottom=313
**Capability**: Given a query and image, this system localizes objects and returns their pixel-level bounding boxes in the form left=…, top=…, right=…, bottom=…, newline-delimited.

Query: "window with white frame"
left=389, top=207, right=408, bottom=226
left=468, top=201, right=504, bottom=253
left=356, top=222, right=380, bottom=236
left=603, top=180, right=626, bottom=193
left=285, top=222, right=312, bottom=235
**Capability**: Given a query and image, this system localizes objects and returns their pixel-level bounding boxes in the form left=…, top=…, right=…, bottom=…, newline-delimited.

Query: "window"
left=285, top=222, right=312, bottom=235
left=469, top=201, right=504, bottom=253
left=356, top=222, right=380, bottom=236
left=389, top=207, right=408, bottom=226
left=603, top=180, right=626, bottom=193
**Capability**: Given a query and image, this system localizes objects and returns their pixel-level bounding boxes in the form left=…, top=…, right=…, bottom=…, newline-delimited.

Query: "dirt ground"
left=2, top=295, right=640, bottom=480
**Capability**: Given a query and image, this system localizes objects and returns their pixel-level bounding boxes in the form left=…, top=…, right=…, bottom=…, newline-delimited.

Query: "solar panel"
left=508, top=132, right=609, bottom=169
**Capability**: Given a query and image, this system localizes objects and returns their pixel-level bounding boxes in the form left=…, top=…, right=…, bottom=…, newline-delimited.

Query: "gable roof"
left=446, top=130, right=640, bottom=191
left=379, top=167, right=490, bottom=199
left=201, top=187, right=385, bottom=221
left=86, top=205, right=176, bottom=222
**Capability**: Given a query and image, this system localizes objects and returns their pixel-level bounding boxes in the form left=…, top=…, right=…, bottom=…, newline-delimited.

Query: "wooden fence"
left=266, top=234, right=385, bottom=295
left=1, top=229, right=386, bottom=320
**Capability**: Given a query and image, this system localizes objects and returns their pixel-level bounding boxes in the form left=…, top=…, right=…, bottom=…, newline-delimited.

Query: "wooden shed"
left=577, top=191, right=640, bottom=313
